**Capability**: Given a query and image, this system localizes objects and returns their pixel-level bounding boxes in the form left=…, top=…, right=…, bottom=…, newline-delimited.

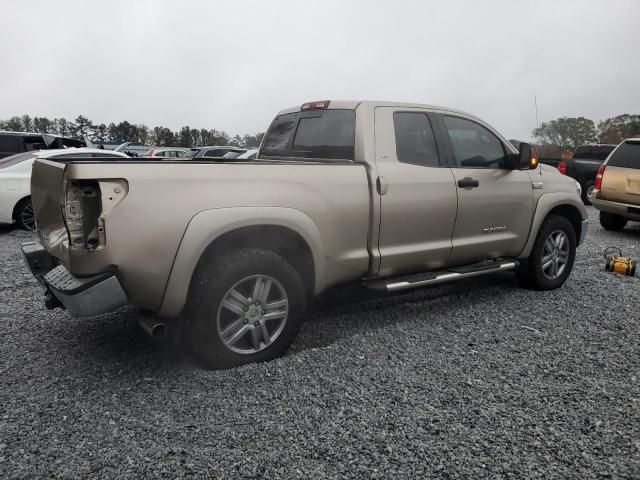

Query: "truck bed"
left=31, top=158, right=373, bottom=312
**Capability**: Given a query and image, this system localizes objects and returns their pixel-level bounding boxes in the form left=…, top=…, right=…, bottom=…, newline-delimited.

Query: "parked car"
left=0, top=131, right=85, bottom=159
left=556, top=144, right=617, bottom=204
left=23, top=100, right=587, bottom=369
left=144, top=147, right=192, bottom=159
left=190, top=146, right=246, bottom=159
left=0, top=148, right=128, bottom=230
left=592, top=138, right=640, bottom=231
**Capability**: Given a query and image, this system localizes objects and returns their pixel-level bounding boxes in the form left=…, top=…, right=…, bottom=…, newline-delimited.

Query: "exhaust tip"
left=150, top=323, right=167, bottom=339
left=138, top=312, right=168, bottom=340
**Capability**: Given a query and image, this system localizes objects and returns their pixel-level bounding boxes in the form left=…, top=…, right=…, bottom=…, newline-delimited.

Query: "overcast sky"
left=1, top=0, right=638, bottom=140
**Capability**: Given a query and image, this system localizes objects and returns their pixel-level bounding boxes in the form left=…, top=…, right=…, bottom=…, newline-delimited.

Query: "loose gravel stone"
left=0, top=207, right=639, bottom=479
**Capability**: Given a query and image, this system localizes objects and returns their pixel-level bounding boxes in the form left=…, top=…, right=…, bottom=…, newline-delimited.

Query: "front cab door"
left=434, top=113, right=534, bottom=266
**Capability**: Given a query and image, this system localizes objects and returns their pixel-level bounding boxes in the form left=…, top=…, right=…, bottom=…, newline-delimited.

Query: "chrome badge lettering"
left=482, top=226, right=507, bottom=234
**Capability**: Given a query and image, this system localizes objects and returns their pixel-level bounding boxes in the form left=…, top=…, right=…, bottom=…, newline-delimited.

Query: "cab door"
left=434, top=113, right=534, bottom=265
left=373, top=107, right=458, bottom=277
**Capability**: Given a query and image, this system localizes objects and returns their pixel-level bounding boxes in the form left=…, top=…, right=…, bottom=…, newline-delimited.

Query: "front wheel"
left=185, top=248, right=306, bottom=369
left=516, top=215, right=576, bottom=290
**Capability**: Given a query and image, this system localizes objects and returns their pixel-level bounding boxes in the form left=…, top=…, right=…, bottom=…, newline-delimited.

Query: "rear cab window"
left=607, top=141, right=640, bottom=169
left=261, top=109, right=355, bottom=160
left=393, top=112, right=440, bottom=167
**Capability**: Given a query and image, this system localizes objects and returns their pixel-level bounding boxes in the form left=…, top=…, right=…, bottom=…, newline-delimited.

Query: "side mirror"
left=517, top=143, right=539, bottom=170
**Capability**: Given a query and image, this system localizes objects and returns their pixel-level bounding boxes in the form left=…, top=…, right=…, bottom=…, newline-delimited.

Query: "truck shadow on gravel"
left=51, top=272, right=523, bottom=375
left=296, top=273, right=520, bottom=349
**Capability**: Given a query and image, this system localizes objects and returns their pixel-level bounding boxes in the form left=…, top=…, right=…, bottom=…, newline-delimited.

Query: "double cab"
left=23, top=100, right=587, bottom=368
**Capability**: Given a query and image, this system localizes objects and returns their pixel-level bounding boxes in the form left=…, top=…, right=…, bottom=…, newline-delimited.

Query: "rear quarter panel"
left=60, top=161, right=371, bottom=313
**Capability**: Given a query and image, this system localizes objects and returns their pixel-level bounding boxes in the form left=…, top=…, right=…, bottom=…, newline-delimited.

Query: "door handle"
left=457, top=177, right=479, bottom=188
left=376, top=176, right=388, bottom=195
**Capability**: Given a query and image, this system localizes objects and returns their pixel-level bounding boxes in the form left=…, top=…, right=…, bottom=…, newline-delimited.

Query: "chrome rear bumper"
left=21, top=241, right=128, bottom=317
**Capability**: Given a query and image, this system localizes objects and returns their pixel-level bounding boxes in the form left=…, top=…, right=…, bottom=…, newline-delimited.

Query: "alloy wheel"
left=586, top=185, right=595, bottom=204
left=20, top=201, right=35, bottom=231
left=216, top=275, right=289, bottom=354
left=541, top=230, right=569, bottom=280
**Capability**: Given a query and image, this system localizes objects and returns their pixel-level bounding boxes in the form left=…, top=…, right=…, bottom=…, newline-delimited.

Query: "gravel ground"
left=0, top=206, right=639, bottom=479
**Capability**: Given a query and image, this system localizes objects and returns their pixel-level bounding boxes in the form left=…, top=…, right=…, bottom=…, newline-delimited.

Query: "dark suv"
left=0, top=132, right=85, bottom=159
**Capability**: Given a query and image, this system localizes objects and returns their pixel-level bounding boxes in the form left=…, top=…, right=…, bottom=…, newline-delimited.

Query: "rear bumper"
left=21, top=241, right=129, bottom=317
left=592, top=193, right=640, bottom=222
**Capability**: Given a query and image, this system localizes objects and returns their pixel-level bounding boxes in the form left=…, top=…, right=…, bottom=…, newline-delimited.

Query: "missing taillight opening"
left=65, top=180, right=102, bottom=250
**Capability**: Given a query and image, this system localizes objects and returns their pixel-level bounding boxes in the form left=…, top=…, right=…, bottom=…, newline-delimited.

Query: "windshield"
left=222, top=151, right=244, bottom=159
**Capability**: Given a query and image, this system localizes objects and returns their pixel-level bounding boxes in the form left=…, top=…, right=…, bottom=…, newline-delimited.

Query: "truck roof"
left=276, top=100, right=480, bottom=119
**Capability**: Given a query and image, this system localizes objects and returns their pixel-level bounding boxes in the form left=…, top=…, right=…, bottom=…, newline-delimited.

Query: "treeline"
left=0, top=114, right=265, bottom=148
left=532, top=113, right=640, bottom=154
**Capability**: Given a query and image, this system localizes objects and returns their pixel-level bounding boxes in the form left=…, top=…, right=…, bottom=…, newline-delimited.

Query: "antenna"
left=534, top=94, right=539, bottom=128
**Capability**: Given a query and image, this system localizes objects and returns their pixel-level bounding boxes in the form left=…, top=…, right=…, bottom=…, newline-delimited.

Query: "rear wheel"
left=516, top=215, right=576, bottom=290
left=185, top=248, right=306, bottom=369
left=14, top=197, right=35, bottom=231
left=583, top=181, right=595, bottom=205
left=599, top=211, right=627, bottom=231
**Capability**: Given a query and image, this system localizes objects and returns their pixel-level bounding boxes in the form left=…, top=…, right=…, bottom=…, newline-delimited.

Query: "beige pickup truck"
left=23, top=100, right=587, bottom=369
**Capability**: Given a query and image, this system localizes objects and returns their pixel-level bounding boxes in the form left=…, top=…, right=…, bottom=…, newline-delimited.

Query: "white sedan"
left=0, top=148, right=129, bottom=230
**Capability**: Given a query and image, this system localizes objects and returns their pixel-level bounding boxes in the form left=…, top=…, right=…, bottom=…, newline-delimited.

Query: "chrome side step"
left=363, top=260, right=518, bottom=293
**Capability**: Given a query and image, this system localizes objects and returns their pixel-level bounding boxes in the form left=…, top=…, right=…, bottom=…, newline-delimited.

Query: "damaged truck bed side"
left=24, top=100, right=587, bottom=369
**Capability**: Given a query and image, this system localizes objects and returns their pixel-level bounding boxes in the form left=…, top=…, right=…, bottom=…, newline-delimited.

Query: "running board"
left=363, top=260, right=518, bottom=292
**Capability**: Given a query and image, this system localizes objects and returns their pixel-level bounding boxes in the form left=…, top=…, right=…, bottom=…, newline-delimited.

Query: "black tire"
left=185, top=248, right=306, bottom=369
left=14, top=197, right=35, bottom=231
left=516, top=215, right=576, bottom=290
left=582, top=180, right=594, bottom=205
left=599, top=211, right=627, bottom=231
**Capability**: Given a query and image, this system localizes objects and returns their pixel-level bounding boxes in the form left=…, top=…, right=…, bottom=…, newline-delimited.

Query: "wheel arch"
left=158, top=207, right=324, bottom=319
left=519, top=193, right=587, bottom=259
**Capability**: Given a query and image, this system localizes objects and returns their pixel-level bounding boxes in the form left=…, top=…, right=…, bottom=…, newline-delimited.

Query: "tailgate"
left=600, top=140, right=640, bottom=206
left=31, top=159, right=69, bottom=260
left=601, top=166, right=640, bottom=206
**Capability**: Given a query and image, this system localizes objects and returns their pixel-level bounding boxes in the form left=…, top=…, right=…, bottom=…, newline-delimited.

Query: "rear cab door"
left=373, top=106, right=458, bottom=277
left=432, top=112, right=534, bottom=265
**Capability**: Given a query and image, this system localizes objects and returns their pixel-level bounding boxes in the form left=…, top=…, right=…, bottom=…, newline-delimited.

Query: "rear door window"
left=393, top=112, right=440, bottom=167
left=607, top=142, right=640, bottom=169
left=261, top=110, right=355, bottom=160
